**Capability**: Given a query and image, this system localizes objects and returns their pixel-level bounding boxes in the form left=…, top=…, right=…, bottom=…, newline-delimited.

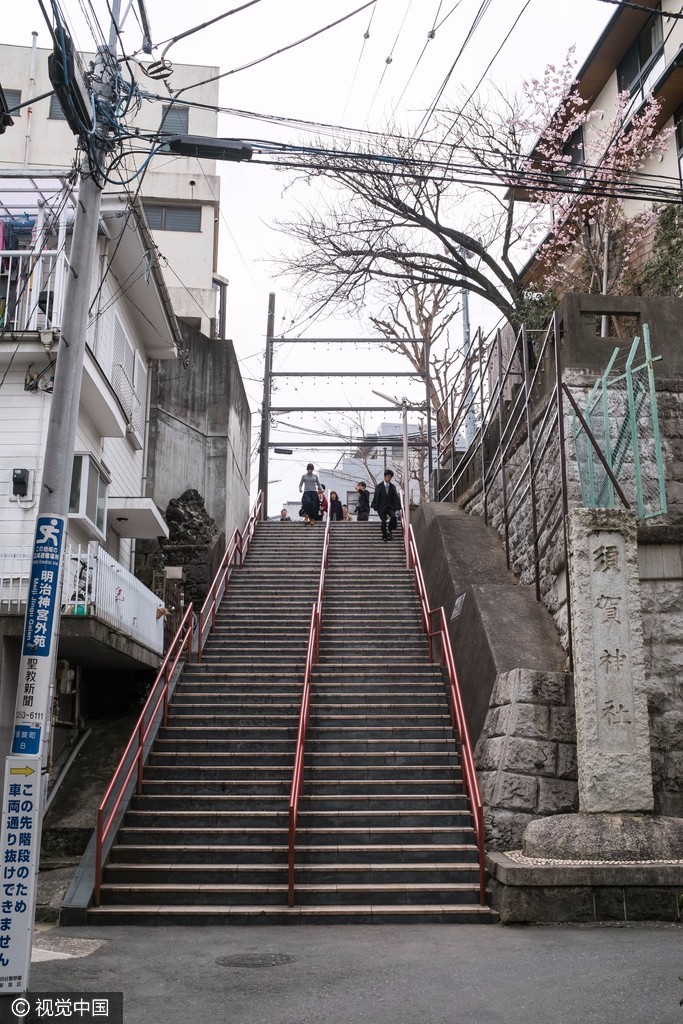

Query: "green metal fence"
left=572, top=325, right=667, bottom=520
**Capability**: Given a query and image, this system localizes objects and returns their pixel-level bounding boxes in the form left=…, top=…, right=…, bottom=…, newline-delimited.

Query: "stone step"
left=123, top=808, right=473, bottom=829
left=116, top=825, right=475, bottom=846
left=86, top=904, right=495, bottom=925
left=141, top=776, right=462, bottom=794
left=168, top=707, right=300, bottom=721
left=149, top=748, right=457, bottom=767
left=144, top=760, right=460, bottom=778
left=103, top=861, right=480, bottom=886
left=95, top=880, right=482, bottom=907
left=131, top=793, right=468, bottom=812
left=108, top=842, right=478, bottom=865
left=141, top=779, right=292, bottom=794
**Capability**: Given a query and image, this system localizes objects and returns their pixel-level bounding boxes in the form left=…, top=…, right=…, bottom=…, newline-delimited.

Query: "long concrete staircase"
left=89, top=522, right=324, bottom=923
left=291, top=523, right=493, bottom=922
left=88, top=520, right=493, bottom=923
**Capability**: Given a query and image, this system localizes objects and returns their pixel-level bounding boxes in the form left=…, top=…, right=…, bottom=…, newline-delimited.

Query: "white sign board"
left=0, top=756, right=41, bottom=993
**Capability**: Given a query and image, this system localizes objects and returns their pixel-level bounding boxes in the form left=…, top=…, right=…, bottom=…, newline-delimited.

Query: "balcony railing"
left=0, top=543, right=164, bottom=655
left=0, top=249, right=68, bottom=332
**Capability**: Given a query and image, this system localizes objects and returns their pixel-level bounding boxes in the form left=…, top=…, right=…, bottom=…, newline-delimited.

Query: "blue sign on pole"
left=22, top=516, right=65, bottom=658
left=12, top=515, right=66, bottom=757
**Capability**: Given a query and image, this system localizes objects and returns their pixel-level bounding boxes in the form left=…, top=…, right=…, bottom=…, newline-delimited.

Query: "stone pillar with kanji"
left=567, top=508, right=654, bottom=814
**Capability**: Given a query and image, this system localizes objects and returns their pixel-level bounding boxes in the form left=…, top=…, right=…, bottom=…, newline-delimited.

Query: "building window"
left=69, top=454, right=109, bottom=538
left=160, top=104, right=189, bottom=135
left=143, top=204, right=201, bottom=232
left=563, top=125, right=585, bottom=172
left=4, top=90, right=21, bottom=116
left=112, top=314, right=148, bottom=446
left=617, top=7, right=665, bottom=117
left=48, top=94, right=66, bottom=120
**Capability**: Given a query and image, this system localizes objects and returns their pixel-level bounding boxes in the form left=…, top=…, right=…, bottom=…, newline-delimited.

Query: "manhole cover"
left=216, top=952, right=299, bottom=969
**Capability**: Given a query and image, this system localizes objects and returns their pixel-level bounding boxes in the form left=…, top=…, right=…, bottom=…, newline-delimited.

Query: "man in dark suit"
left=371, top=469, right=401, bottom=542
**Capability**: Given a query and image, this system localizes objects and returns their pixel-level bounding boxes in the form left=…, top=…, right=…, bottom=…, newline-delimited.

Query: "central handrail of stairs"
left=404, top=524, right=487, bottom=905
left=288, top=513, right=331, bottom=906
left=94, top=491, right=264, bottom=906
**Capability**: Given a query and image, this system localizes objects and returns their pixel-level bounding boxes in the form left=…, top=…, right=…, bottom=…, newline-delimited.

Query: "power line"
left=364, top=0, right=415, bottom=125
left=595, top=0, right=683, bottom=17
left=172, top=1, right=379, bottom=99
left=154, top=0, right=266, bottom=60
left=415, top=0, right=494, bottom=137
left=452, top=0, right=534, bottom=138
left=340, top=3, right=377, bottom=121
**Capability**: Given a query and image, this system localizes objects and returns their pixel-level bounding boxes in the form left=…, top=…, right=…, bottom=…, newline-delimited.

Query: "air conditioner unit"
left=126, top=422, right=143, bottom=451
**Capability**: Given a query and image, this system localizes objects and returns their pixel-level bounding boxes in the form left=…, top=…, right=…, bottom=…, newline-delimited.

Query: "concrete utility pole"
left=257, top=293, right=275, bottom=519
left=0, top=5, right=121, bottom=1004
left=401, top=398, right=410, bottom=548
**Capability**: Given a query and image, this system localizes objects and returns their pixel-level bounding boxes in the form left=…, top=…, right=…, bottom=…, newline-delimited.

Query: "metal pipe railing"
left=94, top=603, right=194, bottom=905
left=406, top=525, right=487, bottom=905
left=94, top=490, right=263, bottom=903
left=288, top=513, right=331, bottom=906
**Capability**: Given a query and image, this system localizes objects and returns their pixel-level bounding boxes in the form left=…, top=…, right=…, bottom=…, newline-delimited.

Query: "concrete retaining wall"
left=146, top=322, right=251, bottom=541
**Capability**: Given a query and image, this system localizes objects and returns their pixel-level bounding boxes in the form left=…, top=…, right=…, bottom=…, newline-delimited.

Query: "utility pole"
left=401, top=398, right=410, bottom=563
left=461, top=282, right=476, bottom=446
left=0, top=5, right=121, bottom=1003
left=423, top=336, right=433, bottom=486
left=257, top=293, right=275, bottom=519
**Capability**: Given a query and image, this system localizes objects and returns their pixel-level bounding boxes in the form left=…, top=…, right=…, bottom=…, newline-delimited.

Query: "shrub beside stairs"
left=88, top=520, right=494, bottom=923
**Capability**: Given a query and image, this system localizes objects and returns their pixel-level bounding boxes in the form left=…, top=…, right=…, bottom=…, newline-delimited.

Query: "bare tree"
left=275, top=52, right=672, bottom=332
left=368, top=280, right=459, bottom=441
left=320, top=411, right=429, bottom=503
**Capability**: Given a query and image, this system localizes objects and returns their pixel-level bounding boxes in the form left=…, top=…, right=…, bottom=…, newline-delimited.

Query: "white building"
left=1, top=37, right=252, bottom=544
left=0, top=40, right=223, bottom=338
left=277, top=423, right=427, bottom=522
left=0, top=172, right=179, bottom=767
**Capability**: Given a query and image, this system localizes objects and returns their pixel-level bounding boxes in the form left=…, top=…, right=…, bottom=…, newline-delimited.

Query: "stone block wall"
left=475, top=669, right=578, bottom=849
left=456, top=361, right=683, bottom=823
left=458, top=385, right=578, bottom=653
left=639, top=542, right=683, bottom=818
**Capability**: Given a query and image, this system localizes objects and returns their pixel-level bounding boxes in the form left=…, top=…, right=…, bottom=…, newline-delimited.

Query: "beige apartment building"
left=1, top=38, right=223, bottom=337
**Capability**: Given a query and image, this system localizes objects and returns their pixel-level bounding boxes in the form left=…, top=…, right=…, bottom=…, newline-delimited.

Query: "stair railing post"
left=162, top=662, right=170, bottom=727
left=186, top=611, right=193, bottom=663
left=136, top=716, right=145, bottom=793
left=94, top=810, right=103, bottom=907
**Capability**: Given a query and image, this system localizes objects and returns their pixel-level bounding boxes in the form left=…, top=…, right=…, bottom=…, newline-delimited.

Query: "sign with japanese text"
left=0, top=756, right=41, bottom=994
left=12, top=516, right=66, bottom=757
left=590, top=535, right=636, bottom=753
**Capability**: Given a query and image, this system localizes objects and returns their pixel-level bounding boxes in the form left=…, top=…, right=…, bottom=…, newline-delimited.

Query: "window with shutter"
left=48, top=94, right=66, bottom=120
left=160, top=105, right=189, bottom=135
left=4, top=90, right=21, bottom=116
left=142, top=204, right=201, bottom=232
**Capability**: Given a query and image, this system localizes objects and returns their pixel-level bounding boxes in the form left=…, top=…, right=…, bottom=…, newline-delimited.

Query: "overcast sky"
left=5, top=0, right=612, bottom=511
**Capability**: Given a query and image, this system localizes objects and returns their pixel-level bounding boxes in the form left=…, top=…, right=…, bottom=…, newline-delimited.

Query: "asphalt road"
left=17, top=921, right=682, bottom=1024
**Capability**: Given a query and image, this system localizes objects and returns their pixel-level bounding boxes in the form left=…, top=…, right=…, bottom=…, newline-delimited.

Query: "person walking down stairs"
left=299, top=463, right=321, bottom=525
left=371, top=469, right=401, bottom=542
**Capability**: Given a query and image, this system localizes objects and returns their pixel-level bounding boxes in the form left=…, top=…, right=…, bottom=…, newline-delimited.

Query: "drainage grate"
left=216, top=952, right=299, bottom=969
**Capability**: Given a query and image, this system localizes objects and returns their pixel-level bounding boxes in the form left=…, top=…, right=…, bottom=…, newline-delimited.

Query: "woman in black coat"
left=328, top=490, right=343, bottom=521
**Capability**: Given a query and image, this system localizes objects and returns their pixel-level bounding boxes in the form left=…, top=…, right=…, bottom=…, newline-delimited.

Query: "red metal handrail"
left=288, top=513, right=331, bottom=906
left=406, top=524, right=488, bottom=906
left=94, top=490, right=263, bottom=905
left=197, top=491, right=263, bottom=662
left=94, top=603, right=194, bottom=905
